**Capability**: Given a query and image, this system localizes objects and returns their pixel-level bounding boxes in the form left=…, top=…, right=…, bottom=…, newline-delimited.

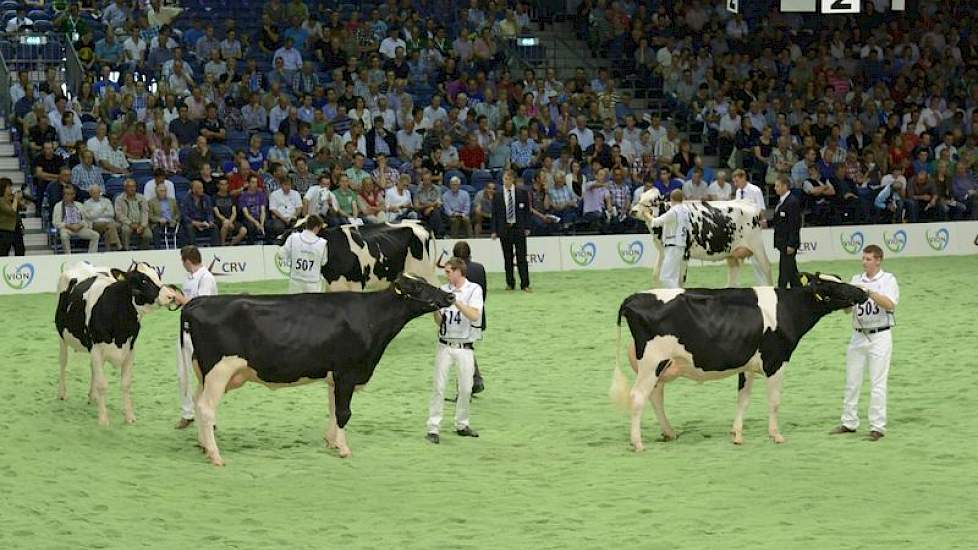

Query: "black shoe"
left=472, top=380, right=485, bottom=394
left=456, top=426, right=479, bottom=437
left=444, top=395, right=457, bottom=403
left=425, top=432, right=440, bottom=444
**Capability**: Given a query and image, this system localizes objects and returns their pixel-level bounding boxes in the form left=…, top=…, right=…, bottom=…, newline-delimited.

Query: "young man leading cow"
left=174, top=245, right=218, bottom=429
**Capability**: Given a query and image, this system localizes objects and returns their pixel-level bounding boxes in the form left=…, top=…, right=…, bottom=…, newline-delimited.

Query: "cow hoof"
left=731, top=434, right=744, bottom=445
left=338, top=447, right=351, bottom=458
left=58, top=392, right=66, bottom=401
left=659, top=432, right=676, bottom=442
left=210, top=458, right=225, bottom=467
left=632, top=442, right=645, bottom=453
left=770, top=434, right=785, bottom=444
left=98, top=416, right=110, bottom=427
left=124, top=415, right=136, bottom=424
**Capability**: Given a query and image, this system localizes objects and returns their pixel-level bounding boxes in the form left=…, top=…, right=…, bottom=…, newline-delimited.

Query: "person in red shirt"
left=227, top=158, right=261, bottom=198
left=458, top=134, right=485, bottom=178
left=122, top=121, right=151, bottom=160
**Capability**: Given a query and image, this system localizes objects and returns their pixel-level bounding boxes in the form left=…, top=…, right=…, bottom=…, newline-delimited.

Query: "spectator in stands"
left=99, top=133, right=131, bottom=185
left=185, top=136, right=214, bottom=180
left=148, top=182, right=180, bottom=249
left=143, top=168, right=175, bottom=201
left=54, top=185, right=99, bottom=254
left=683, top=168, right=711, bottom=201
left=443, top=176, right=472, bottom=237
left=471, top=181, right=495, bottom=237
left=950, top=163, right=978, bottom=219
left=267, top=176, right=302, bottom=238
left=238, top=175, right=268, bottom=243
left=582, top=168, right=612, bottom=230
left=114, top=178, right=152, bottom=250
left=384, top=175, right=416, bottom=222
left=152, top=135, right=182, bottom=176
left=181, top=179, right=219, bottom=246
left=213, top=179, right=247, bottom=246
left=709, top=170, right=735, bottom=201
left=82, top=184, right=122, bottom=251
left=71, top=150, right=103, bottom=200
left=290, top=157, right=317, bottom=195
left=169, top=105, right=198, bottom=147
left=366, top=116, right=396, bottom=159
left=345, top=153, right=371, bottom=189
left=34, top=142, right=65, bottom=195
left=803, top=166, right=837, bottom=227
left=528, top=173, right=556, bottom=236
left=653, top=166, right=682, bottom=197
left=303, top=175, right=336, bottom=222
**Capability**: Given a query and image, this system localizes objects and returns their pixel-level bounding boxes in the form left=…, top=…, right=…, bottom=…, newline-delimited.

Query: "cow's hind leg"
left=196, top=356, right=246, bottom=466
left=58, top=338, right=69, bottom=400
left=90, top=350, right=110, bottom=426
left=731, top=371, right=754, bottom=445
left=629, top=352, right=664, bottom=452
left=120, top=353, right=136, bottom=424
left=651, top=361, right=681, bottom=441
left=332, top=378, right=355, bottom=458
left=725, top=257, right=742, bottom=288
left=765, top=365, right=787, bottom=444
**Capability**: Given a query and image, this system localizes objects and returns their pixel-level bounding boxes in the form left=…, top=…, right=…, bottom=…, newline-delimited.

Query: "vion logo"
left=569, top=242, right=597, bottom=266
left=883, top=230, right=907, bottom=253
left=273, top=249, right=289, bottom=276
left=839, top=231, right=864, bottom=255
left=926, top=228, right=949, bottom=251
left=2, top=263, right=35, bottom=290
left=617, top=240, right=644, bottom=265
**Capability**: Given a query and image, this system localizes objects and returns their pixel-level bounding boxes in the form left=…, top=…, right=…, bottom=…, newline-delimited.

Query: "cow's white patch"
left=642, top=288, right=686, bottom=303
left=754, top=287, right=779, bottom=333
left=817, top=273, right=843, bottom=284
left=133, top=262, right=163, bottom=287
left=641, top=335, right=762, bottom=382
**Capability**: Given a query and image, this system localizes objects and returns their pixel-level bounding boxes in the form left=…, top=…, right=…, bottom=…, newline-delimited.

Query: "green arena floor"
left=1, top=256, right=976, bottom=549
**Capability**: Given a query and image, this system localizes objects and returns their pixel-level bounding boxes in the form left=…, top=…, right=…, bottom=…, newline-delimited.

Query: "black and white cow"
left=55, top=262, right=180, bottom=425
left=281, top=220, right=439, bottom=291
left=610, top=273, right=867, bottom=451
left=180, top=274, right=454, bottom=466
left=631, top=188, right=773, bottom=287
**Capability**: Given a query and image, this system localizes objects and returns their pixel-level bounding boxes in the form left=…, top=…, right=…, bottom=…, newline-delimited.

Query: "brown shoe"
left=175, top=418, right=194, bottom=430
left=868, top=430, right=884, bottom=441
left=829, top=425, right=856, bottom=435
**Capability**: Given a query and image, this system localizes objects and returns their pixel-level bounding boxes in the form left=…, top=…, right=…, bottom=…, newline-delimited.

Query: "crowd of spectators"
left=7, top=0, right=978, bottom=253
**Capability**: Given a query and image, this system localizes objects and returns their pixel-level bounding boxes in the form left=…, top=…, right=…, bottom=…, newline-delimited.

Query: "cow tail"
left=610, top=308, right=631, bottom=411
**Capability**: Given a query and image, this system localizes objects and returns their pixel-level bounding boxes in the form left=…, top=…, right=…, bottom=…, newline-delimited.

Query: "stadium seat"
left=32, top=20, right=52, bottom=32
left=471, top=170, right=494, bottom=191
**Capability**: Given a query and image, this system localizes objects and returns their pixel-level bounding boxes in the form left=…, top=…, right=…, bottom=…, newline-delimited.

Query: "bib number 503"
left=856, top=300, right=880, bottom=316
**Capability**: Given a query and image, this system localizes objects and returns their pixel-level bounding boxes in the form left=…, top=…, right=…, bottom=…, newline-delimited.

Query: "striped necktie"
left=507, top=188, right=515, bottom=222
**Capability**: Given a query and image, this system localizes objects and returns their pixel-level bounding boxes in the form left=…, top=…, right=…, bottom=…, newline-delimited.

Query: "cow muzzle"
left=160, top=285, right=184, bottom=310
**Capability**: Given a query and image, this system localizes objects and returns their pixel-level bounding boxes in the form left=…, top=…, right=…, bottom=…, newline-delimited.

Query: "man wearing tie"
left=732, top=169, right=766, bottom=219
left=770, top=175, right=802, bottom=288
left=491, top=169, right=532, bottom=292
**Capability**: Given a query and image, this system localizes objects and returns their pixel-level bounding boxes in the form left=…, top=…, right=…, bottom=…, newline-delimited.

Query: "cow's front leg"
left=324, top=375, right=338, bottom=449
left=196, top=356, right=245, bottom=466
left=333, top=380, right=355, bottom=458
left=765, top=366, right=786, bottom=444
left=58, top=338, right=69, bottom=400
left=120, top=354, right=136, bottom=424
left=652, top=241, right=665, bottom=287
left=90, top=351, right=110, bottom=426
left=731, top=372, right=754, bottom=445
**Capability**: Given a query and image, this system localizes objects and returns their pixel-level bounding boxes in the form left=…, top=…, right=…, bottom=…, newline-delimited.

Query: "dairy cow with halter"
left=180, top=274, right=455, bottom=466
left=631, top=188, right=773, bottom=287
left=278, top=220, right=439, bottom=291
left=55, top=262, right=180, bottom=425
left=611, top=273, right=868, bottom=451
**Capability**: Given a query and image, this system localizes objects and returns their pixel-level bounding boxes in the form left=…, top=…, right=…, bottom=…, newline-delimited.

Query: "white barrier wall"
left=3, top=222, right=976, bottom=295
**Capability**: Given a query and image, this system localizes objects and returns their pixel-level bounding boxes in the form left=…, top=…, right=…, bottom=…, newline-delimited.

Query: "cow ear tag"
left=393, top=285, right=403, bottom=295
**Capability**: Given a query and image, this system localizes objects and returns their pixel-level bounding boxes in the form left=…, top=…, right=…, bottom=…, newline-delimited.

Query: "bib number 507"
left=294, top=258, right=316, bottom=271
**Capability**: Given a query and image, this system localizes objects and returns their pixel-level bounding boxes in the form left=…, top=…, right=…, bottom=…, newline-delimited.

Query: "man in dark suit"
left=491, top=169, right=531, bottom=291
left=453, top=241, right=486, bottom=394
left=365, top=115, right=397, bottom=159
left=771, top=174, right=802, bottom=288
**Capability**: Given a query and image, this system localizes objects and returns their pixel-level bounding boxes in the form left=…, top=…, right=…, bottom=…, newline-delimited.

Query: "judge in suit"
left=771, top=175, right=802, bottom=288
left=491, top=168, right=532, bottom=291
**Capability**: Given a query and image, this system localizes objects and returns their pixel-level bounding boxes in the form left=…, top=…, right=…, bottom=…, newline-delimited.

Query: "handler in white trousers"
left=280, top=214, right=329, bottom=293
left=426, top=257, right=483, bottom=444
left=732, top=169, right=770, bottom=285
left=831, top=244, right=899, bottom=441
left=648, top=189, right=691, bottom=288
left=174, top=245, right=218, bottom=429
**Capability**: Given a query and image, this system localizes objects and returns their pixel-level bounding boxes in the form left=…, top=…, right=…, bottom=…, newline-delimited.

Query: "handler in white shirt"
left=426, top=257, right=484, bottom=444
left=647, top=189, right=691, bottom=289
left=832, top=244, right=899, bottom=441
left=732, top=168, right=766, bottom=216
left=173, top=245, right=218, bottom=429
left=280, top=215, right=329, bottom=294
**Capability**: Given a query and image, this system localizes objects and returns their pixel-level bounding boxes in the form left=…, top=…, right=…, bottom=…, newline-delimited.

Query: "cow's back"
left=323, top=222, right=434, bottom=291
left=619, top=289, right=765, bottom=371
left=56, top=270, right=138, bottom=352
left=686, top=201, right=763, bottom=260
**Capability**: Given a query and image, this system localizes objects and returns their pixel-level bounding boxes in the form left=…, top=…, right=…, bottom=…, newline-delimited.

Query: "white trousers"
left=842, top=330, right=892, bottom=433
left=426, top=343, right=475, bottom=434
left=659, top=246, right=685, bottom=288
left=289, top=279, right=323, bottom=294
left=176, top=332, right=196, bottom=420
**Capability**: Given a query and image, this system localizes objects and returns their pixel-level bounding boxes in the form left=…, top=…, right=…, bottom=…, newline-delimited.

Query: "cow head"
left=112, top=263, right=181, bottom=309
left=799, top=272, right=869, bottom=311
left=392, top=273, right=455, bottom=311
left=630, top=187, right=666, bottom=224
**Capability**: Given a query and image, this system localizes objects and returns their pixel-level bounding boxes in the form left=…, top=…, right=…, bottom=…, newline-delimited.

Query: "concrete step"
left=0, top=130, right=10, bottom=143
left=22, top=217, right=42, bottom=230
left=0, top=170, right=25, bottom=185
left=24, top=232, right=47, bottom=247
left=0, top=143, right=13, bottom=156
left=0, top=158, right=20, bottom=170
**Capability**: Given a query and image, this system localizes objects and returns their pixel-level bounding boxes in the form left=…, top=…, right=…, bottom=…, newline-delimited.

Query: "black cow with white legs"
left=610, top=273, right=867, bottom=451
left=55, top=262, right=180, bottom=425
left=180, top=274, right=454, bottom=466
left=279, top=220, right=439, bottom=291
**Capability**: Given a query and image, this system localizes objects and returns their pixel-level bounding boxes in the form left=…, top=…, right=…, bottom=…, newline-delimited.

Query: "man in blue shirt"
left=510, top=127, right=539, bottom=173
left=442, top=176, right=472, bottom=237
left=652, top=167, right=683, bottom=197
left=180, top=180, right=219, bottom=246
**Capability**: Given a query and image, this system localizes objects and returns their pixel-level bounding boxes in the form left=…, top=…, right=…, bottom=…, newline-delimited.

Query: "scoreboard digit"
left=821, top=0, right=861, bottom=14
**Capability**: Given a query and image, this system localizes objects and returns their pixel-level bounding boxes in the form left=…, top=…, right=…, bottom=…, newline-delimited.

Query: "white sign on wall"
left=820, top=0, right=861, bottom=14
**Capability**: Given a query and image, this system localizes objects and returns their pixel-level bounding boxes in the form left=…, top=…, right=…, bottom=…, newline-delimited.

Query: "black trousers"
left=499, top=224, right=529, bottom=289
left=778, top=248, right=799, bottom=288
left=0, top=228, right=25, bottom=256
